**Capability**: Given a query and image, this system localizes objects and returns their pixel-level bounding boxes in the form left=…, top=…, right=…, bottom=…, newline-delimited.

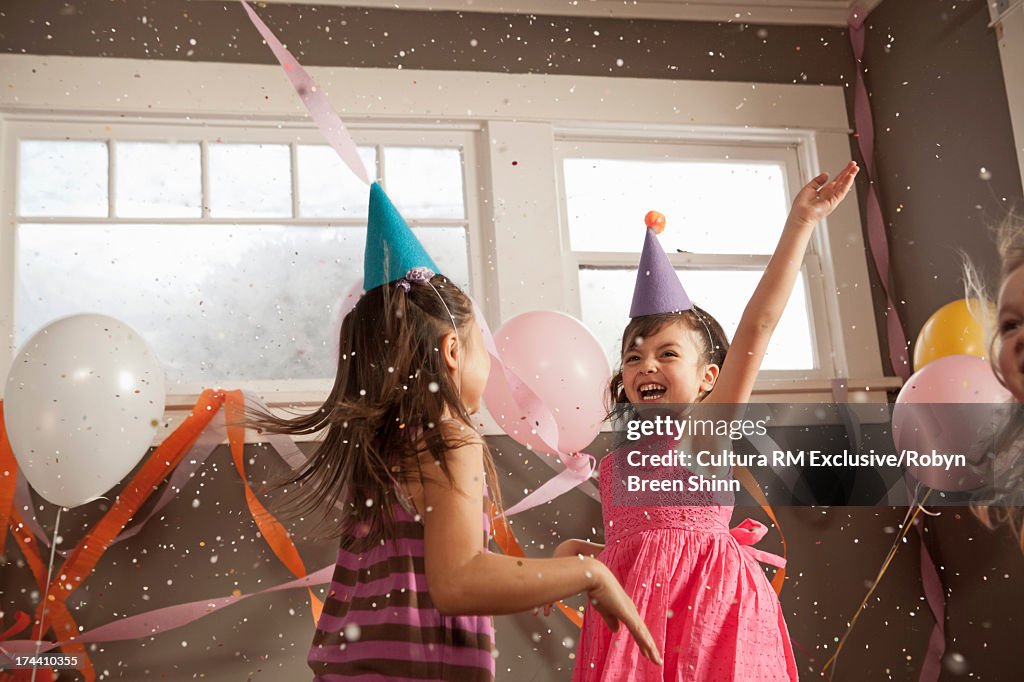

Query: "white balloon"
left=3, top=314, right=165, bottom=508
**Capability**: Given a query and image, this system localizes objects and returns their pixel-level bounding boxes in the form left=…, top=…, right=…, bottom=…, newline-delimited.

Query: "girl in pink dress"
left=559, top=162, right=860, bottom=681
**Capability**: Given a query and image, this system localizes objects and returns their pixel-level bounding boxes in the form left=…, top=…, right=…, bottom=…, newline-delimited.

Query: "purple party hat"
left=629, top=212, right=693, bottom=318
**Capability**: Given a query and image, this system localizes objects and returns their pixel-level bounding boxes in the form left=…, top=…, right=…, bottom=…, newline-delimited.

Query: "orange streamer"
left=42, top=389, right=225, bottom=607
left=3, top=387, right=325, bottom=672
left=0, top=668, right=55, bottom=682
left=9, top=509, right=93, bottom=680
left=9, top=510, right=49, bottom=604
left=5, top=389, right=226, bottom=681
left=0, top=611, right=30, bottom=642
left=0, top=402, right=18, bottom=559
left=489, top=502, right=584, bottom=628
left=734, top=466, right=787, bottom=595
left=3, top=400, right=94, bottom=679
left=224, top=390, right=324, bottom=625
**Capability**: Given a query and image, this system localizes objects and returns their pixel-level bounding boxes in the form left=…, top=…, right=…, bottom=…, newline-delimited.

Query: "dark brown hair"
left=607, top=305, right=730, bottom=419
left=245, top=274, right=501, bottom=548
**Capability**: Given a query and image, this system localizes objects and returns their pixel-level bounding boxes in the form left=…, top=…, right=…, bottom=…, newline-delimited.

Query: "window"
left=8, top=121, right=479, bottom=395
left=557, top=139, right=819, bottom=374
left=1, top=56, right=893, bottom=410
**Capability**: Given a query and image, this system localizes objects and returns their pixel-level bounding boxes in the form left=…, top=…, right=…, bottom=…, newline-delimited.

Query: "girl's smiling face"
left=997, top=265, right=1024, bottom=402
left=621, top=320, right=719, bottom=406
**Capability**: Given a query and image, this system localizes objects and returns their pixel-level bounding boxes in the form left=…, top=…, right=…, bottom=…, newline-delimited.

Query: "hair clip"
left=395, top=267, right=434, bottom=292
left=404, top=267, right=435, bottom=284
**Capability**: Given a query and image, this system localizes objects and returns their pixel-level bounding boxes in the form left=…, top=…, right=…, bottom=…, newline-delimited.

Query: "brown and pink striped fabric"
left=308, top=499, right=495, bottom=681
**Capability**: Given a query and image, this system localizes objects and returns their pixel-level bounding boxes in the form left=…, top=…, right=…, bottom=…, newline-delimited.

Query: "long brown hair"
left=607, top=305, right=730, bottom=420
left=246, top=274, right=501, bottom=548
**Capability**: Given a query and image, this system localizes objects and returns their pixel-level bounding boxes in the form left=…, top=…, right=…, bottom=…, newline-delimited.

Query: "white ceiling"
left=249, top=0, right=885, bottom=26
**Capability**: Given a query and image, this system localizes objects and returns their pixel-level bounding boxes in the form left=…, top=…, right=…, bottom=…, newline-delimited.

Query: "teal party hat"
left=363, top=182, right=440, bottom=289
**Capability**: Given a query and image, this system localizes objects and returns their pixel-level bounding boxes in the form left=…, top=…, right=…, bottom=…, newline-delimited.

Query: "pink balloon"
left=484, top=311, right=610, bottom=454
left=892, top=354, right=1010, bottom=491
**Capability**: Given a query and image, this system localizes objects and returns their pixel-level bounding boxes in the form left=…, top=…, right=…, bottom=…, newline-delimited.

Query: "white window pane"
left=19, top=140, right=108, bottom=217
left=116, top=142, right=201, bottom=218
left=579, top=268, right=814, bottom=371
left=411, top=227, right=470, bottom=294
left=208, top=144, right=291, bottom=217
left=384, top=147, right=465, bottom=219
left=297, top=145, right=377, bottom=218
left=16, top=224, right=367, bottom=383
left=564, top=158, right=789, bottom=255
left=16, top=224, right=473, bottom=384
left=579, top=269, right=638, bottom=363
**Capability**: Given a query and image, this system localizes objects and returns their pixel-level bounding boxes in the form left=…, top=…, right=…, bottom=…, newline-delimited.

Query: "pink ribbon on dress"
left=730, top=517, right=787, bottom=569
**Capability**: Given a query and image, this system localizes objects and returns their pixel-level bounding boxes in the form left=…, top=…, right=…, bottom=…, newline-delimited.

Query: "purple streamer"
left=917, top=520, right=946, bottom=682
left=849, top=7, right=911, bottom=379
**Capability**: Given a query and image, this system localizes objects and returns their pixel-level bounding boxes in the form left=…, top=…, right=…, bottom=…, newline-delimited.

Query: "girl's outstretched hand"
left=790, top=160, right=859, bottom=226
left=587, top=563, right=663, bottom=666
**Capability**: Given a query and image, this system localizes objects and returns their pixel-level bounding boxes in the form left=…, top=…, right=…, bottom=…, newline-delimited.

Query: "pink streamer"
left=328, top=279, right=366, bottom=367
left=240, top=1, right=371, bottom=186
left=849, top=6, right=911, bottom=380
left=240, top=0, right=596, bottom=514
left=474, top=303, right=560, bottom=453
left=472, top=300, right=598, bottom=512
left=0, top=565, right=335, bottom=656
left=241, top=0, right=596, bottom=514
left=916, top=520, right=946, bottom=682
left=501, top=453, right=596, bottom=517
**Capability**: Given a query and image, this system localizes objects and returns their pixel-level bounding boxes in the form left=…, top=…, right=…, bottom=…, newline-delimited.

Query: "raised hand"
left=790, top=160, right=859, bottom=226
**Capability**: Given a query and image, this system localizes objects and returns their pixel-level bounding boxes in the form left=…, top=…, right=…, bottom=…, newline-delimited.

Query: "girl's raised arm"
left=420, top=433, right=662, bottom=665
left=707, top=161, right=859, bottom=405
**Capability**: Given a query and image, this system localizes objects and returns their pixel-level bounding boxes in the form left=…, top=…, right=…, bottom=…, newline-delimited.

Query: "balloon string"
left=31, top=505, right=62, bottom=682
left=821, top=488, right=932, bottom=679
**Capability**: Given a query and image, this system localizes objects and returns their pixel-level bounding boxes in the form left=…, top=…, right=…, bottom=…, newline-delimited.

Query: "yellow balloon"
left=913, top=298, right=993, bottom=371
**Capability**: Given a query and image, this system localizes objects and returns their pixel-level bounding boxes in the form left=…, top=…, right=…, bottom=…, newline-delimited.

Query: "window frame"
left=0, top=55, right=897, bottom=441
left=554, top=135, right=829, bottom=378
left=1, top=116, right=488, bottom=406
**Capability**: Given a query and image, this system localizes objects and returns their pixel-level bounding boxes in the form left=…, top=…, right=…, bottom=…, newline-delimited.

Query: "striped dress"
left=308, top=495, right=496, bottom=681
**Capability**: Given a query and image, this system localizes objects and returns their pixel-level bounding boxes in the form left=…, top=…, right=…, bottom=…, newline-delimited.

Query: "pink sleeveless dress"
left=573, top=436, right=797, bottom=682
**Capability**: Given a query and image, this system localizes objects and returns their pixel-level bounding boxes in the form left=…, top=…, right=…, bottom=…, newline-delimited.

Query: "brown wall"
left=2, top=1, right=1022, bottom=680
left=862, top=0, right=1023, bottom=345
left=1, top=1, right=852, bottom=83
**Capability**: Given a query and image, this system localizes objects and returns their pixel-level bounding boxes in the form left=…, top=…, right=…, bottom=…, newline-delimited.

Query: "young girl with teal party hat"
left=247, top=182, right=661, bottom=680
left=559, top=162, right=860, bottom=681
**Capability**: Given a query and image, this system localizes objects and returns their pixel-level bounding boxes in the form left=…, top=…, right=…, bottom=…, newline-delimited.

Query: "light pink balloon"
left=892, top=354, right=1010, bottom=491
left=484, top=311, right=610, bottom=454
